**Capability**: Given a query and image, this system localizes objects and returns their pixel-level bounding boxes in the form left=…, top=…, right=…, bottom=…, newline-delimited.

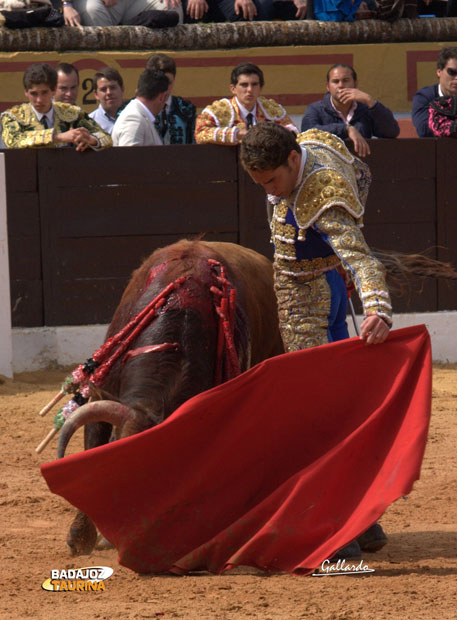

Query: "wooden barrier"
left=3, top=138, right=457, bottom=328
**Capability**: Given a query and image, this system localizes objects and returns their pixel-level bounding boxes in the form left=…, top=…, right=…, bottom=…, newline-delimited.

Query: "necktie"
left=160, top=107, right=168, bottom=138
left=246, top=112, right=254, bottom=129
left=40, top=116, right=49, bottom=129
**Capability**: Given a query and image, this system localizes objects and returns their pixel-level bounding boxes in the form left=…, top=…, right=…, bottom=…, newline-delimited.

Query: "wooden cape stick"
left=36, top=427, right=59, bottom=454
left=39, top=390, right=66, bottom=417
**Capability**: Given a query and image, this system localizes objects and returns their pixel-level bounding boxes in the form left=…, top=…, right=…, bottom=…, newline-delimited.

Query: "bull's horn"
left=57, top=400, right=135, bottom=459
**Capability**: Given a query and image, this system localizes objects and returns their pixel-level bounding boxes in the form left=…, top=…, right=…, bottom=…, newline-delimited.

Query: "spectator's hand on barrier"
left=102, top=0, right=118, bottom=7
left=186, top=0, right=209, bottom=19
left=234, top=0, right=257, bottom=20
left=73, top=128, right=98, bottom=152
left=63, top=4, right=82, bottom=26
left=338, top=88, right=376, bottom=109
left=293, top=0, right=307, bottom=18
left=360, top=315, right=390, bottom=345
left=54, top=128, right=96, bottom=152
left=237, top=128, right=248, bottom=141
left=347, top=125, right=370, bottom=157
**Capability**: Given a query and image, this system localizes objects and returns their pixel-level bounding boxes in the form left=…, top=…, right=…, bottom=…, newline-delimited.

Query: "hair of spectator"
left=239, top=123, right=301, bottom=171
left=437, top=47, right=457, bottom=70
left=326, top=63, right=358, bottom=82
left=230, top=63, right=265, bottom=87
left=136, top=69, right=170, bottom=100
left=146, top=54, right=177, bottom=77
left=93, top=67, right=124, bottom=90
left=23, top=63, right=58, bottom=91
left=56, top=62, right=79, bottom=83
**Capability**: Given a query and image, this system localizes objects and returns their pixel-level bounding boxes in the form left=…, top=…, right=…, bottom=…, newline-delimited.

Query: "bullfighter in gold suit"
left=1, top=63, right=111, bottom=151
left=240, top=122, right=392, bottom=557
left=240, top=124, right=392, bottom=351
left=195, top=62, right=297, bottom=145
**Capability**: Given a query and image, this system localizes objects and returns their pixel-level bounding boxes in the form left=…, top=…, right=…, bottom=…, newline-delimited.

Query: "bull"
left=57, top=239, right=284, bottom=555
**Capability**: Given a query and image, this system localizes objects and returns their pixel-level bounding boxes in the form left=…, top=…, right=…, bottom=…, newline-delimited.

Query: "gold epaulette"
left=53, top=102, right=84, bottom=124
left=288, top=134, right=365, bottom=230
left=202, top=98, right=235, bottom=128
left=1, top=104, right=35, bottom=126
left=257, top=96, right=287, bottom=121
left=294, top=168, right=364, bottom=229
left=298, top=129, right=354, bottom=163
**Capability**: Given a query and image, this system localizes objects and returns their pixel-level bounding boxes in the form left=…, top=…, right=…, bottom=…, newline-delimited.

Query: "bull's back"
left=202, top=241, right=284, bottom=365
left=107, top=239, right=283, bottom=369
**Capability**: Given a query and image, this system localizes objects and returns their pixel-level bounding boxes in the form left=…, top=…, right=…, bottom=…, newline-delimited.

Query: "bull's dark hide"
left=52, top=239, right=284, bottom=555
left=99, top=240, right=283, bottom=431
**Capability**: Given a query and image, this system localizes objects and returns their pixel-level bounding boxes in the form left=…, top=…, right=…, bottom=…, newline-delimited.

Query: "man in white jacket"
left=112, top=69, right=169, bottom=147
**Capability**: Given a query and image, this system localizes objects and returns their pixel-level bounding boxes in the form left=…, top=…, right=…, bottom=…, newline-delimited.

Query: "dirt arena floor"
left=1, top=365, right=456, bottom=620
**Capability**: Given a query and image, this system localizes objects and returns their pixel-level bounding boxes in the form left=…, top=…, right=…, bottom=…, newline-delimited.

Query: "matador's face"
left=247, top=150, right=301, bottom=199
left=24, top=83, right=55, bottom=115
left=230, top=73, right=262, bottom=112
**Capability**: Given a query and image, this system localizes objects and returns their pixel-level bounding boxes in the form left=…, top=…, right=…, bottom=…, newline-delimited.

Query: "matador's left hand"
left=360, top=315, right=390, bottom=345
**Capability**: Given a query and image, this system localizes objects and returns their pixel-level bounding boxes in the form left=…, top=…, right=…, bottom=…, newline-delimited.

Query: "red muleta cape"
left=41, top=325, right=432, bottom=575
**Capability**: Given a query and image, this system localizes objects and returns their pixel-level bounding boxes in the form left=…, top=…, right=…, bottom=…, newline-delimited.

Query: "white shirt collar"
left=236, top=97, right=257, bottom=123
left=295, top=146, right=308, bottom=189
left=99, top=104, right=116, bottom=122
left=32, top=104, right=54, bottom=126
left=330, top=96, right=357, bottom=124
left=438, top=84, right=444, bottom=97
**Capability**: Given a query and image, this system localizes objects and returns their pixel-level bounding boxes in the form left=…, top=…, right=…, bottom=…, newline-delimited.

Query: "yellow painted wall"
left=0, top=41, right=450, bottom=114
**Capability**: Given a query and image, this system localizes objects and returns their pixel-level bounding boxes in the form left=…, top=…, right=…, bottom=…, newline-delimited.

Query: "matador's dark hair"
left=230, top=63, right=264, bottom=87
left=23, top=63, right=58, bottom=91
left=240, top=123, right=300, bottom=171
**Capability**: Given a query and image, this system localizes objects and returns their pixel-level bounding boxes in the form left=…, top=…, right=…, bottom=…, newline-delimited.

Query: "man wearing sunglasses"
left=412, top=46, right=457, bottom=137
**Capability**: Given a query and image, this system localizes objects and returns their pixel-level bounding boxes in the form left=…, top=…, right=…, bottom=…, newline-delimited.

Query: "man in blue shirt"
left=301, top=63, right=399, bottom=157
left=89, top=67, right=126, bottom=135
left=412, top=47, right=457, bottom=137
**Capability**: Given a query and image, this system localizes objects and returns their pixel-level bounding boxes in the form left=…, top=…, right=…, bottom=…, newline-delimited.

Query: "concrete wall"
left=0, top=153, right=12, bottom=377
left=10, top=311, right=457, bottom=374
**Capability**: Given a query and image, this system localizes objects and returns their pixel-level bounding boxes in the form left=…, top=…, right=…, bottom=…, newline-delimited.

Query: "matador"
left=240, top=124, right=392, bottom=350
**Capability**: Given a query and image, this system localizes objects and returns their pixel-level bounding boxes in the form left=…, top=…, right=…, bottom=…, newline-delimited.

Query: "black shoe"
left=357, top=523, right=388, bottom=552
left=330, top=540, right=362, bottom=562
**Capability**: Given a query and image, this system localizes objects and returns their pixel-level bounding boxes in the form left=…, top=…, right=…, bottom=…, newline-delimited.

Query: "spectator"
left=312, top=0, right=362, bottom=20
left=412, top=46, right=457, bottom=138
left=184, top=0, right=273, bottom=21
left=62, top=0, right=182, bottom=27
left=301, top=63, right=399, bottom=157
left=183, top=0, right=307, bottom=22
left=195, top=62, right=297, bottom=145
left=55, top=63, right=79, bottom=105
left=1, top=63, right=111, bottom=150
left=428, top=94, right=457, bottom=137
left=146, top=54, right=196, bottom=145
left=377, top=0, right=418, bottom=19
left=89, top=67, right=126, bottom=135
left=112, top=69, right=169, bottom=147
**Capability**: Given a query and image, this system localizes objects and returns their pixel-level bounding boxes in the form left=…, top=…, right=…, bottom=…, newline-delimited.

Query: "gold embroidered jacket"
left=270, top=129, right=392, bottom=325
left=1, top=102, right=112, bottom=149
left=195, top=96, right=296, bottom=145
